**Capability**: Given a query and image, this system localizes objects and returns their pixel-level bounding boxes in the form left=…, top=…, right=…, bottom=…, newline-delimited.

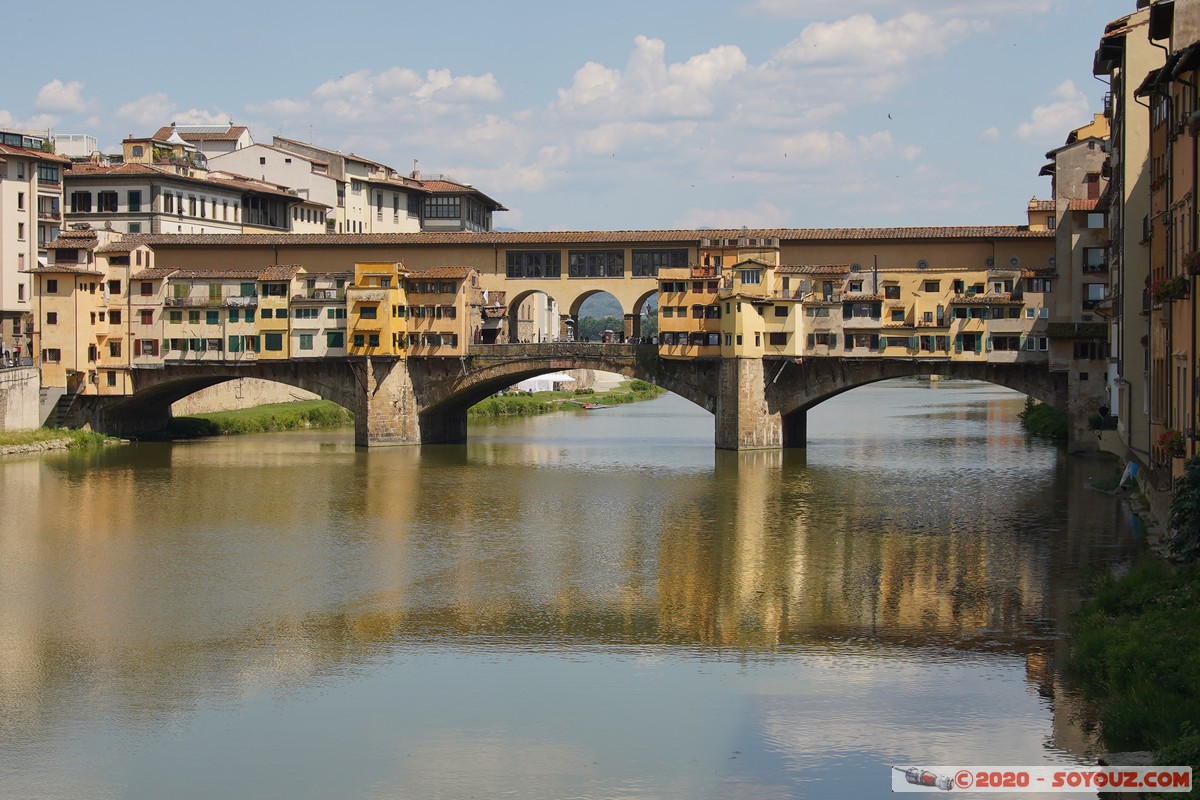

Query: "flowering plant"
left=1151, top=275, right=1190, bottom=303
left=1159, top=429, right=1185, bottom=455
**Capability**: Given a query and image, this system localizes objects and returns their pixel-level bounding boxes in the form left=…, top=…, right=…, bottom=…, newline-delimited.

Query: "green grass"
left=1068, top=559, right=1200, bottom=782
left=0, top=428, right=118, bottom=450
left=165, top=400, right=354, bottom=437
left=468, top=380, right=666, bottom=418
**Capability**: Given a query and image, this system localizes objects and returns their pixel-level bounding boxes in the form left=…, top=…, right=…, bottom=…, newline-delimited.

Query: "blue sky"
left=4, top=0, right=1131, bottom=231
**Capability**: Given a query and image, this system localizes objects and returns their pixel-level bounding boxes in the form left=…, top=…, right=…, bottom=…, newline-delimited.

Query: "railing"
left=1083, top=261, right=1109, bottom=273
left=38, top=211, right=61, bottom=222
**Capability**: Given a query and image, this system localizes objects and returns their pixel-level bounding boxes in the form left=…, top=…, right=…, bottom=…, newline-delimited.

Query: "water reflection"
left=0, top=380, right=1138, bottom=799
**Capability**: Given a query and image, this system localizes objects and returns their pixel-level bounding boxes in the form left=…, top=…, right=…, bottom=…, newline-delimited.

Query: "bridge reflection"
left=0, top=428, right=1133, bottom=759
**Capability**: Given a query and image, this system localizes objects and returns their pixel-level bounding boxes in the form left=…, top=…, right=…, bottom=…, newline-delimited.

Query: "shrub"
left=1018, top=397, right=1068, bottom=440
left=1169, top=456, right=1200, bottom=563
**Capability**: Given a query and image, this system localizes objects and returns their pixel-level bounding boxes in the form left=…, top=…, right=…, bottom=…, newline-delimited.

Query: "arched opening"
left=633, top=288, right=659, bottom=343
left=572, top=290, right=627, bottom=343
left=506, top=289, right=564, bottom=344
left=94, top=364, right=359, bottom=440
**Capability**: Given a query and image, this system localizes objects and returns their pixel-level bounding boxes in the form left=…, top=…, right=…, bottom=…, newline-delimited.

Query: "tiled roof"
left=0, top=144, right=71, bottom=164
left=46, top=230, right=99, bottom=250
left=122, top=226, right=1052, bottom=249
left=170, top=269, right=269, bottom=280
left=1068, top=198, right=1100, bottom=211
left=66, top=162, right=298, bottom=199
left=778, top=264, right=852, bottom=274
left=259, top=264, right=303, bottom=281
left=24, top=264, right=104, bottom=275
left=411, top=266, right=475, bottom=279
left=1028, top=199, right=1055, bottom=211
left=131, top=268, right=179, bottom=280
left=152, top=125, right=249, bottom=142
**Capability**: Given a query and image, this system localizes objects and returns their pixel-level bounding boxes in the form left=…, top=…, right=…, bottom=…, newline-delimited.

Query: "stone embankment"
left=0, top=438, right=74, bottom=456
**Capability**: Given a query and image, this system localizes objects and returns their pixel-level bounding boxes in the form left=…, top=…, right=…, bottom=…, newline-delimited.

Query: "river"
left=0, top=380, right=1142, bottom=799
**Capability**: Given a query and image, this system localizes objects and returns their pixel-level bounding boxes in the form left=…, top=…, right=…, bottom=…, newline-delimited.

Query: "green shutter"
left=829, top=333, right=837, bottom=349
left=955, top=335, right=963, bottom=354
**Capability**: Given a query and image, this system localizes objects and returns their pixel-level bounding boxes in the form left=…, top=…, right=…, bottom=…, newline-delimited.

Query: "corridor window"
left=568, top=250, right=624, bottom=278
left=506, top=251, right=561, bottom=278
left=264, top=333, right=284, bottom=351
left=632, top=249, right=687, bottom=277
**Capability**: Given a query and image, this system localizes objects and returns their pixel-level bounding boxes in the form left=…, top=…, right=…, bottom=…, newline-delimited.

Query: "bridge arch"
left=760, top=357, right=1068, bottom=448
left=70, top=361, right=361, bottom=438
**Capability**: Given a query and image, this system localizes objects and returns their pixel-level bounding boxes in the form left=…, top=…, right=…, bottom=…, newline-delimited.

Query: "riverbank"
left=1068, top=559, right=1200, bottom=787
left=0, top=428, right=121, bottom=455
left=164, top=399, right=354, bottom=438
left=162, top=381, right=667, bottom=437
left=468, top=380, right=665, bottom=418
left=1068, top=456, right=1200, bottom=789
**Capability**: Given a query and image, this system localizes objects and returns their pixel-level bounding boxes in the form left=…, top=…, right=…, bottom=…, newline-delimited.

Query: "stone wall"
left=0, top=367, right=40, bottom=432
left=170, top=378, right=320, bottom=416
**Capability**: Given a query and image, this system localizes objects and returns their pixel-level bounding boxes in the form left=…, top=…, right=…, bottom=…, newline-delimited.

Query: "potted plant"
left=1151, top=275, right=1190, bottom=303
left=1159, top=428, right=1186, bottom=457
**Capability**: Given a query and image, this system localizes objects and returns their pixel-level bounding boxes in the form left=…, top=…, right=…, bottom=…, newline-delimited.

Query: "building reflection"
left=0, top=402, right=1138, bottom=759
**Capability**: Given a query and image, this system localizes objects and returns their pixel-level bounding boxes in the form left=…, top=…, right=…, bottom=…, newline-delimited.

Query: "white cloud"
left=771, top=14, right=974, bottom=73
left=555, top=36, right=748, bottom=119
left=980, top=126, right=1001, bottom=141
left=35, top=80, right=92, bottom=114
left=1015, top=79, right=1089, bottom=141
left=114, top=94, right=233, bottom=132
left=0, top=109, right=59, bottom=132
left=673, top=200, right=793, bottom=229
left=308, top=66, right=502, bottom=121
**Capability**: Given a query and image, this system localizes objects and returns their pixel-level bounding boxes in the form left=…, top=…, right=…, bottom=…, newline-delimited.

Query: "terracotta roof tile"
left=1028, top=199, right=1055, bottom=211
left=46, top=230, right=99, bottom=250
left=0, top=144, right=70, bottom=164
left=170, top=269, right=268, bottom=280
left=777, top=264, right=852, bottom=274
left=131, top=268, right=179, bottom=280
left=121, top=226, right=1052, bottom=250
left=25, top=264, right=104, bottom=275
left=410, top=266, right=476, bottom=279
left=152, top=125, right=249, bottom=142
left=258, top=264, right=304, bottom=281
left=1068, top=198, right=1100, bottom=211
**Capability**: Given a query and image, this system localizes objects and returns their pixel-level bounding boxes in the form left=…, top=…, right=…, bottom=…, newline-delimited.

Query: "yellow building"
left=256, top=265, right=303, bottom=360
left=656, top=238, right=1048, bottom=366
left=346, top=262, right=407, bottom=357
left=657, top=263, right=721, bottom=357
left=403, top=266, right=483, bottom=357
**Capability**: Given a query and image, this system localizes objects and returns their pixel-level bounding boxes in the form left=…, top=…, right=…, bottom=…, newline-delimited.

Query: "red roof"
left=121, top=226, right=1052, bottom=249
left=152, top=125, right=249, bottom=142
left=0, top=143, right=70, bottom=164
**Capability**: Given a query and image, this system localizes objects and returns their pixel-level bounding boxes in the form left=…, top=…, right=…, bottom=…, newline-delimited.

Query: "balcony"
left=38, top=210, right=61, bottom=222
left=1083, top=261, right=1109, bottom=274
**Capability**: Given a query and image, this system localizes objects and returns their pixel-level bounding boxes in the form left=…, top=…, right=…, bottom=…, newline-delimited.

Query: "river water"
left=0, top=380, right=1141, bottom=799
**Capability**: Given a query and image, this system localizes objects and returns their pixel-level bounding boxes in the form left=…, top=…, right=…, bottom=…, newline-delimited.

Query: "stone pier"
left=715, top=358, right=784, bottom=450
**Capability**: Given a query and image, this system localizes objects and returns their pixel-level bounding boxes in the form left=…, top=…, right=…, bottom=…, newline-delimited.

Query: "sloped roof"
left=152, top=125, right=250, bottom=142
left=409, top=266, right=476, bottom=279
left=119, top=226, right=1053, bottom=249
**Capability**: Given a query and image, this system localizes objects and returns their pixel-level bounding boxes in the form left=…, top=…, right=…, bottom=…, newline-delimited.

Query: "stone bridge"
left=71, top=343, right=1070, bottom=449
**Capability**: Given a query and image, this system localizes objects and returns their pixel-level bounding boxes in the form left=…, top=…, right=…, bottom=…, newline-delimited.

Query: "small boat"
left=580, top=402, right=613, bottom=410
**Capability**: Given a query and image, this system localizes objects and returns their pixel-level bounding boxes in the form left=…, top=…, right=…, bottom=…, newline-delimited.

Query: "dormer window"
left=132, top=145, right=144, bottom=158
